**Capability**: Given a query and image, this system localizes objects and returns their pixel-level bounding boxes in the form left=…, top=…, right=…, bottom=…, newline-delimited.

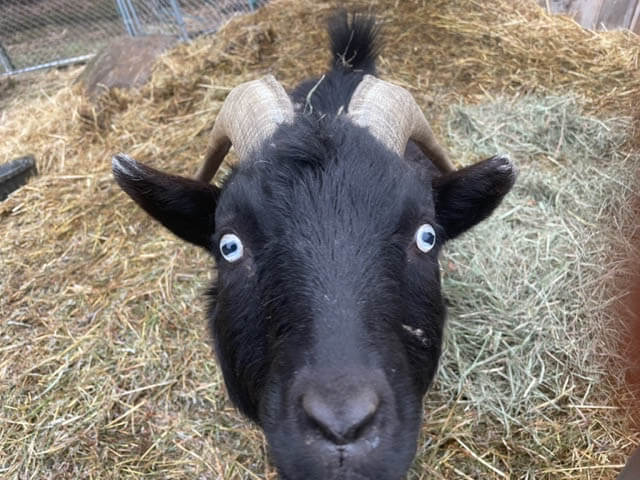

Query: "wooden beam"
left=631, top=0, right=640, bottom=34
left=577, top=0, right=604, bottom=30
left=596, top=0, right=637, bottom=29
left=539, top=0, right=603, bottom=29
left=538, top=0, right=640, bottom=31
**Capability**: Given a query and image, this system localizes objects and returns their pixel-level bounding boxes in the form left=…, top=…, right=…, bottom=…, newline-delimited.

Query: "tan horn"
left=195, top=75, right=294, bottom=183
left=347, top=74, right=454, bottom=173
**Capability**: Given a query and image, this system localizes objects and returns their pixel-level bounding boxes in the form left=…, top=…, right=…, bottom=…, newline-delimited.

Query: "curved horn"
left=195, top=75, right=294, bottom=183
left=348, top=74, right=454, bottom=173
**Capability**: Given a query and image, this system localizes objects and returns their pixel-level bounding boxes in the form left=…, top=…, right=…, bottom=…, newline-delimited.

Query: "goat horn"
left=195, top=75, right=294, bottom=183
left=348, top=75, right=454, bottom=173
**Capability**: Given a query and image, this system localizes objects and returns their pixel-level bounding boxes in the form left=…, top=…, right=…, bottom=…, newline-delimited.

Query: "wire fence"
left=0, top=0, right=264, bottom=76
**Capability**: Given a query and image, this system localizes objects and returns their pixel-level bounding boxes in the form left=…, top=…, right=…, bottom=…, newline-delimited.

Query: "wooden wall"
left=538, top=0, right=640, bottom=33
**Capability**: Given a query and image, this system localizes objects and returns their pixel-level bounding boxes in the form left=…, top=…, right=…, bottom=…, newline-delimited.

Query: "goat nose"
left=302, top=387, right=380, bottom=444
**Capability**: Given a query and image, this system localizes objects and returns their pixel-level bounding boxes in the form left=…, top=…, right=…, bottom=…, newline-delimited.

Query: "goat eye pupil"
left=222, top=243, right=237, bottom=255
left=421, top=231, right=435, bottom=245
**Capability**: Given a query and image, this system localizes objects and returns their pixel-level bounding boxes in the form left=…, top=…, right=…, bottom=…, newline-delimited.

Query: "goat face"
left=112, top=11, right=516, bottom=479
left=112, top=121, right=515, bottom=480
left=216, top=120, right=445, bottom=479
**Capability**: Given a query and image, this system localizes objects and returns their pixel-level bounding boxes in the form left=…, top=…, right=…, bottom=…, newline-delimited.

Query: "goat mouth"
left=280, top=465, right=392, bottom=480
left=269, top=435, right=414, bottom=480
left=282, top=469, right=389, bottom=480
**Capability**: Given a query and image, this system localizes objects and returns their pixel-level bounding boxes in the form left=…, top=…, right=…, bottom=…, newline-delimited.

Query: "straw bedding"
left=1, top=0, right=639, bottom=478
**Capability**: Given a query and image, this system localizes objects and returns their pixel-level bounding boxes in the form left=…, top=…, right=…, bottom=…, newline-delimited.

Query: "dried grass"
left=421, top=95, right=639, bottom=478
left=1, top=0, right=640, bottom=478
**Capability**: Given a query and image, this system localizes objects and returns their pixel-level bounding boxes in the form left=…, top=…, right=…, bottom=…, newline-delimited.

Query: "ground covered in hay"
left=1, top=0, right=640, bottom=478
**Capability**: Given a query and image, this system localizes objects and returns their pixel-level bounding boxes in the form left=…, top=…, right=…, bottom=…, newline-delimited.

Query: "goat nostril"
left=302, top=388, right=380, bottom=444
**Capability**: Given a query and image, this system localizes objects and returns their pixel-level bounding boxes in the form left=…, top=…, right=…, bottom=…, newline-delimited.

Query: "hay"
left=1, top=0, right=640, bottom=478
left=417, top=95, right=639, bottom=477
left=448, top=96, right=632, bottom=164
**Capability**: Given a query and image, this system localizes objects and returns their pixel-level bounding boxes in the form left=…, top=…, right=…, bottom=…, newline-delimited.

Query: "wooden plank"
left=539, top=0, right=640, bottom=31
left=631, top=0, right=640, bottom=34
left=542, top=0, right=584, bottom=15
left=596, top=0, right=637, bottom=29
left=574, top=0, right=605, bottom=30
left=540, top=0, right=604, bottom=29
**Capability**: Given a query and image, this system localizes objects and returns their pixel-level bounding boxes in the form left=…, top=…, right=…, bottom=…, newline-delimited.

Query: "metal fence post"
left=116, top=0, right=136, bottom=36
left=1, top=0, right=265, bottom=77
left=168, top=0, right=190, bottom=41
left=124, top=0, right=145, bottom=35
left=0, top=42, right=15, bottom=73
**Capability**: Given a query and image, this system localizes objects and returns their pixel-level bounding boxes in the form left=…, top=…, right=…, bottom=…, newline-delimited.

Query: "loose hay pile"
left=433, top=96, right=638, bottom=476
left=1, top=0, right=640, bottom=478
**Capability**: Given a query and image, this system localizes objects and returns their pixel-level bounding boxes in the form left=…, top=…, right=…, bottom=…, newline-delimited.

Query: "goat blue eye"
left=415, top=224, right=436, bottom=253
left=219, top=233, right=244, bottom=262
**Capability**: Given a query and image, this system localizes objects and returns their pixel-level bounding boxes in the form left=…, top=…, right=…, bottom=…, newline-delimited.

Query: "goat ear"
left=112, top=154, right=219, bottom=250
left=433, top=154, right=517, bottom=241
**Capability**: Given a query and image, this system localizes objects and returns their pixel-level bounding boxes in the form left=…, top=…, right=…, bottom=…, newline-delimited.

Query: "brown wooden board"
left=632, top=1, right=640, bottom=33
left=540, top=0, right=640, bottom=30
left=597, top=0, right=638, bottom=28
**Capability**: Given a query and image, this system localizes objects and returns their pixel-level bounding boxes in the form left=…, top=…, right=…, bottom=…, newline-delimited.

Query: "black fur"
left=291, top=12, right=378, bottom=116
left=113, top=11, right=516, bottom=480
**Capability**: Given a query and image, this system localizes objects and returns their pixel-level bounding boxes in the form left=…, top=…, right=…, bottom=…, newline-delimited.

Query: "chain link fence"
left=0, top=0, right=265, bottom=75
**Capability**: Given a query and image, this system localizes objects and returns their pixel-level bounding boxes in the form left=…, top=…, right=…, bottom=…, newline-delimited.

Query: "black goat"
left=112, top=12, right=516, bottom=480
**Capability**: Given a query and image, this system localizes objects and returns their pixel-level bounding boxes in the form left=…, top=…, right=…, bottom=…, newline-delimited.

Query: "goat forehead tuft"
left=219, top=148, right=432, bottom=245
left=214, top=99, right=438, bottom=260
